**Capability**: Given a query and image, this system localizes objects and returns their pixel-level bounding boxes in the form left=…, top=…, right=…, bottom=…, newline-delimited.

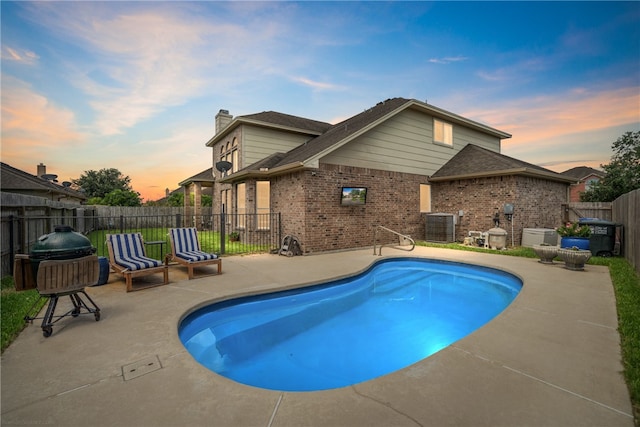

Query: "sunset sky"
left=2, top=1, right=638, bottom=201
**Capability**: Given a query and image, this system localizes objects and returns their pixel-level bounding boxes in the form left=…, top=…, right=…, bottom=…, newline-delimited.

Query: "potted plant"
left=556, top=222, right=591, bottom=250
left=229, top=231, right=240, bottom=242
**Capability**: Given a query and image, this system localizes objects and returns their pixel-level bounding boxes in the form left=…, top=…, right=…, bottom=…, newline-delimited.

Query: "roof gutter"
left=428, top=168, right=576, bottom=184
left=219, top=162, right=306, bottom=184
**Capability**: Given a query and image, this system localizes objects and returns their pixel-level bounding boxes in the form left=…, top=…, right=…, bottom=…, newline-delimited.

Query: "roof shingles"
left=429, top=144, right=574, bottom=183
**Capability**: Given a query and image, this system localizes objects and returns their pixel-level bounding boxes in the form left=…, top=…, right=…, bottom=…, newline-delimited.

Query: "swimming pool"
left=179, top=257, right=522, bottom=391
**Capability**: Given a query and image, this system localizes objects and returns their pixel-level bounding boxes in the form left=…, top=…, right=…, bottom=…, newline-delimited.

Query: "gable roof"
left=221, top=98, right=512, bottom=182
left=561, top=166, right=605, bottom=181
left=0, top=162, right=87, bottom=200
left=178, top=167, right=215, bottom=187
left=206, top=111, right=331, bottom=147
left=429, top=144, right=575, bottom=183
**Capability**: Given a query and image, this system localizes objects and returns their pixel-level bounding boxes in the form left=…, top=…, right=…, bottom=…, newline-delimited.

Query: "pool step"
left=372, top=268, right=445, bottom=295
left=214, top=285, right=370, bottom=363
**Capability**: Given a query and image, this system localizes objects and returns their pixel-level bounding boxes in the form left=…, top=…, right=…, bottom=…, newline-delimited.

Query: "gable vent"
left=426, top=213, right=455, bottom=243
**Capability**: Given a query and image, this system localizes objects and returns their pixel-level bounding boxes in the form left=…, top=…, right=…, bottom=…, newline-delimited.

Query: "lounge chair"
left=169, top=228, right=222, bottom=279
left=106, top=233, right=169, bottom=292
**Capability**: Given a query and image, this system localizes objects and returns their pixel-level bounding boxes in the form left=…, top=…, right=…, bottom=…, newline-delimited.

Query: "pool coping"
left=0, top=246, right=634, bottom=426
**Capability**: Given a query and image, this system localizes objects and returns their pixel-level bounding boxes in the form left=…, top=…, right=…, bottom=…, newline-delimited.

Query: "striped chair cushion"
left=108, top=233, right=163, bottom=271
left=175, top=250, right=218, bottom=262
left=170, top=228, right=218, bottom=262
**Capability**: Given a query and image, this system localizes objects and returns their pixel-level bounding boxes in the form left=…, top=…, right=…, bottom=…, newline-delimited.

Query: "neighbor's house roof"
left=561, top=166, right=605, bottom=181
left=0, top=162, right=87, bottom=201
left=220, top=98, right=513, bottom=183
left=429, top=144, right=576, bottom=184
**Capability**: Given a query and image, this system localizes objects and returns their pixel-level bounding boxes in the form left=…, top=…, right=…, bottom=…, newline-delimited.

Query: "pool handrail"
left=373, top=225, right=416, bottom=256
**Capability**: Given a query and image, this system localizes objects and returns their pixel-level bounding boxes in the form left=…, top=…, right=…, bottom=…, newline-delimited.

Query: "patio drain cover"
left=122, top=355, right=162, bottom=381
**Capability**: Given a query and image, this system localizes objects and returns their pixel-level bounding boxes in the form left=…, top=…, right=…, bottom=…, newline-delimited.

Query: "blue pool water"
left=179, top=257, right=522, bottom=391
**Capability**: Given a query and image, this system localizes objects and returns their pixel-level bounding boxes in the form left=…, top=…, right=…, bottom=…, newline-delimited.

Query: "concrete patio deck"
left=1, top=246, right=634, bottom=427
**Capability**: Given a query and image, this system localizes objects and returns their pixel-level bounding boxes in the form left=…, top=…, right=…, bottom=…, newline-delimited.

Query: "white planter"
left=558, top=248, right=592, bottom=271
left=533, top=245, right=558, bottom=264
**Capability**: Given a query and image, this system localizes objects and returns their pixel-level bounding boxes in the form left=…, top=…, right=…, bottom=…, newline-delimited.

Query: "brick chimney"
left=215, top=109, right=232, bottom=134
left=37, top=163, right=46, bottom=178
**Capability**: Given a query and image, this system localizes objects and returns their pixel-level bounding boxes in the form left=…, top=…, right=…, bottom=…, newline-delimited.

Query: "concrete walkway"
left=1, top=247, right=634, bottom=426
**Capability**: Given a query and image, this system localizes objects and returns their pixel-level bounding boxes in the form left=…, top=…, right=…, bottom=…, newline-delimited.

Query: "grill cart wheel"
left=94, top=311, right=101, bottom=321
left=42, top=326, right=53, bottom=338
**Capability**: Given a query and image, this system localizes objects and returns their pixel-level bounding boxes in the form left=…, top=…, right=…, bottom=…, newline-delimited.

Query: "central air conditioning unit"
left=426, top=213, right=456, bottom=243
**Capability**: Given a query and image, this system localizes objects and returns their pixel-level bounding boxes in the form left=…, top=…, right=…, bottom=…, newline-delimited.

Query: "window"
left=236, top=183, right=246, bottom=228
left=232, top=138, right=239, bottom=172
left=585, top=178, right=599, bottom=191
left=420, top=184, right=432, bottom=213
left=220, top=189, right=231, bottom=212
left=256, top=181, right=271, bottom=229
left=219, top=138, right=239, bottom=176
left=434, top=119, right=453, bottom=146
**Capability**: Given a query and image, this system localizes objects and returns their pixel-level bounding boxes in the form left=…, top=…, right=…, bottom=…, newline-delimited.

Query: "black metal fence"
left=2, top=212, right=281, bottom=276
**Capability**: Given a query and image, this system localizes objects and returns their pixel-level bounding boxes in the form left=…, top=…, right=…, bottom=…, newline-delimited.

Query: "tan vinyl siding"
left=453, top=124, right=500, bottom=153
left=320, top=109, right=500, bottom=175
left=242, top=126, right=314, bottom=166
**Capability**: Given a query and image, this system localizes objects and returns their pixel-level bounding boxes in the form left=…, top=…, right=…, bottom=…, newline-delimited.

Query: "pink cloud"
left=465, top=86, right=639, bottom=147
left=1, top=77, right=85, bottom=170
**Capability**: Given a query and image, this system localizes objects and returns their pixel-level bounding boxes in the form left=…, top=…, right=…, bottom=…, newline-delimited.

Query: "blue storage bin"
left=95, top=256, right=110, bottom=286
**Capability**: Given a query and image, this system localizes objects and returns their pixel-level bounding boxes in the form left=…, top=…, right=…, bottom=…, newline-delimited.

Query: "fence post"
left=176, top=213, right=182, bottom=228
left=8, top=215, right=15, bottom=275
left=220, top=206, right=226, bottom=255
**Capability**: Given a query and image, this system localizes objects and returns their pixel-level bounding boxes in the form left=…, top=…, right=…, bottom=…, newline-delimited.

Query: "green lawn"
left=2, top=243, right=638, bottom=422
left=1, top=275, right=45, bottom=352
left=85, top=228, right=271, bottom=258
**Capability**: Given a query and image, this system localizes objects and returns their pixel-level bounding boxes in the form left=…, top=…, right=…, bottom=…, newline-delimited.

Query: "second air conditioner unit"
left=425, top=213, right=456, bottom=243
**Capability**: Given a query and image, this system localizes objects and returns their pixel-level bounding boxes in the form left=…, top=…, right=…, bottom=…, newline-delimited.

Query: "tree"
left=167, top=192, right=184, bottom=207
left=102, top=189, right=142, bottom=206
left=581, top=131, right=640, bottom=202
left=166, top=193, right=212, bottom=207
left=72, top=168, right=134, bottom=199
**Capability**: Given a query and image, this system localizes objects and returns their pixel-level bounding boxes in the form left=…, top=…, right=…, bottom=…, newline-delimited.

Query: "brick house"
left=429, top=144, right=575, bottom=246
left=202, top=97, right=539, bottom=253
left=561, top=166, right=606, bottom=202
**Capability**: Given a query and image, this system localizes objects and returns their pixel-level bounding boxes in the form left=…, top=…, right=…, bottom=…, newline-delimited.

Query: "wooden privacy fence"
left=563, top=202, right=613, bottom=222
left=612, top=189, right=640, bottom=275
left=1, top=211, right=281, bottom=277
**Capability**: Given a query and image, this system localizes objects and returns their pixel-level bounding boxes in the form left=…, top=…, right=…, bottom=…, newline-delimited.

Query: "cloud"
left=458, top=85, right=639, bottom=169
left=476, top=57, right=548, bottom=83
left=1, top=77, right=84, bottom=147
left=1, top=46, right=39, bottom=64
left=291, top=76, right=344, bottom=91
left=0, top=76, right=91, bottom=180
left=464, top=86, right=638, bottom=144
left=428, top=56, right=468, bottom=65
left=19, top=2, right=299, bottom=136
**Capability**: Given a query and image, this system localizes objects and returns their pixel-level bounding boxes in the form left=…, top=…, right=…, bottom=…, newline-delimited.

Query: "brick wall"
left=569, top=182, right=586, bottom=202
left=432, top=175, right=568, bottom=246
left=271, top=164, right=429, bottom=253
